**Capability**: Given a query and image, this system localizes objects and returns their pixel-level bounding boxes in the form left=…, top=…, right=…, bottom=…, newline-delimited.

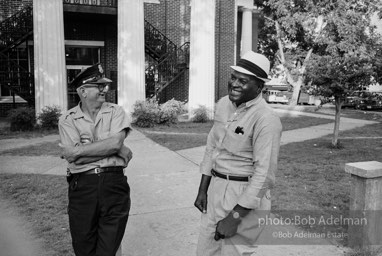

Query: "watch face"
left=233, top=212, right=240, bottom=219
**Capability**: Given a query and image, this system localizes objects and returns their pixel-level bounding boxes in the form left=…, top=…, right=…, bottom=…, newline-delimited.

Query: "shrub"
left=159, top=99, right=186, bottom=125
left=192, top=105, right=209, bottom=123
left=132, top=99, right=160, bottom=127
left=37, top=105, right=62, bottom=130
left=7, top=107, right=36, bottom=131
left=132, top=98, right=187, bottom=127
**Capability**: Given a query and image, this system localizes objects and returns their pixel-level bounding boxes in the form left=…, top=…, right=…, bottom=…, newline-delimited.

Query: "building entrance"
left=65, top=45, right=100, bottom=109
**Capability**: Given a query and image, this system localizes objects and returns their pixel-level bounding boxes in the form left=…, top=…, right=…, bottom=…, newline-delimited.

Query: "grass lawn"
left=273, top=122, right=382, bottom=247
left=136, top=115, right=334, bottom=151
left=0, top=128, right=58, bottom=140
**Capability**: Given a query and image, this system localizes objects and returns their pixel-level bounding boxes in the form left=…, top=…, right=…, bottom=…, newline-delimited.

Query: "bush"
left=7, top=107, right=36, bottom=131
left=159, top=99, right=186, bottom=125
left=132, top=98, right=160, bottom=127
left=192, top=105, right=209, bottom=123
left=37, top=105, right=62, bottom=130
left=132, top=98, right=186, bottom=127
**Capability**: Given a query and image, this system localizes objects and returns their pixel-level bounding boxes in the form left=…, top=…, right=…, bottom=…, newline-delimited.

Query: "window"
left=65, top=46, right=100, bottom=66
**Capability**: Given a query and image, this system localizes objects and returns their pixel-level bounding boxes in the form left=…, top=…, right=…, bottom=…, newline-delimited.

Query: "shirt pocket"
left=222, top=129, right=252, bottom=154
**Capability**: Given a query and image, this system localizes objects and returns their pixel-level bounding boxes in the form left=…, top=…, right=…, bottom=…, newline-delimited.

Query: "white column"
left=33, top=0, right=67, bottom=114
left=240, top=7, right=252, bottom=56
left=118, top=0, right=146, bottom=115
left=188, top=0, right=215, bottom=119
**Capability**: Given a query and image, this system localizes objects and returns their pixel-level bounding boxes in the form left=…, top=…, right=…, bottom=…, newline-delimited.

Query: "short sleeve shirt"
left=59, top=102, right=131, bottom=174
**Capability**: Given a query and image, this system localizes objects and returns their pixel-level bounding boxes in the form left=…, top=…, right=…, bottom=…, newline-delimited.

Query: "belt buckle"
left=94, top=167, right=101, bottom=174
left=226, top=174, right=230, bottom=181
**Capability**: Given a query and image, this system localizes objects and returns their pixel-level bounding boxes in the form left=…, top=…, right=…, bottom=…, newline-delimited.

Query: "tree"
left=256, top=0, right=382, bottom=147
left=304, top=2, right=382, bottom=147
left=256, top=0, right=381, bottom=101
left=306, top=57, right=375, bottom=146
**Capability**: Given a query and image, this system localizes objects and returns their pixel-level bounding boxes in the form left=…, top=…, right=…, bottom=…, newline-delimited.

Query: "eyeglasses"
left=81, top=83, right=109, bottom=92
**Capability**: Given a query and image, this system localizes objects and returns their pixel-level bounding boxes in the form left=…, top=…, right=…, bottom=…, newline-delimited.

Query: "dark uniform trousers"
left=68, top=171, right=131, bottom=256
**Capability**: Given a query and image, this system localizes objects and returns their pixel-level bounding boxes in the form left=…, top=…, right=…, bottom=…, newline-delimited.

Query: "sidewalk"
left=0, top=109, right=378, bottom=256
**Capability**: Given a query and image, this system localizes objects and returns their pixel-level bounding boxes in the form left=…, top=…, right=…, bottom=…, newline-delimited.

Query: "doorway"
left=65, top=45, right=101, bottom=109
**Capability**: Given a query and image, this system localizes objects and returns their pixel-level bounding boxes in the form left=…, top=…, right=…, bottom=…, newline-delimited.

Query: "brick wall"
left=145, top=0, right=236, bottom=103
left=144, top=0, right=190, bottom=47
left=160, top=70, right=189, bottom=104
left=0, top=0, right=31, bottom=22
left=215, top=0, right=236, bottom=101
left=144, top=0, right=191, bottom=103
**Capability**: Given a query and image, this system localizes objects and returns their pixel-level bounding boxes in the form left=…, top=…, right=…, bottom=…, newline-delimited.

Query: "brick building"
left=0, top=0, right=261, bottom=117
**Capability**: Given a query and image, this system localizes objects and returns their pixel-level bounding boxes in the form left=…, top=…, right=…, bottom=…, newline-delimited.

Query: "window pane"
left=65, top=47, right=99, bottom=65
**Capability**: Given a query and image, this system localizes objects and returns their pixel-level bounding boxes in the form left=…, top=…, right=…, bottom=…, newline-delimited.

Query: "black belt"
left=80, top=166, right=124, bottom=175
left=211, top=169, right=250, bottom=182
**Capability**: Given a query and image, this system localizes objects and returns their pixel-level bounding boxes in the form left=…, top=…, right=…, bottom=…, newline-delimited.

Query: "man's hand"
left=214, top=212, right=241, bottom=241
left=59, top=143, right=82, bottom=163
left=194, top=174, right=212, bottom=213
left=194, top=191, right=208, bottom=213
left=118, top=145, right=133, bottom=165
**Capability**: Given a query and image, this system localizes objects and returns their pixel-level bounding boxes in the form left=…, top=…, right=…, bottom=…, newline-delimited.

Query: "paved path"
left=0, top=197, right=46, bottom=256
left=0, top=109, right=378, bottom=256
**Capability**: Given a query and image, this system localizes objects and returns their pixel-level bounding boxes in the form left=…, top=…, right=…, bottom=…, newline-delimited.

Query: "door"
left=65, top=46, right=100, bottom=109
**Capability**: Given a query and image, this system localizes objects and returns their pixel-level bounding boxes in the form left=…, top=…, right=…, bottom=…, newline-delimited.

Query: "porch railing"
left=0, top=52, right=34, bottom=106
left=145, top=42, right=190, bottom=98
left=144, top=20, right=178, bottom=62
left=0, top=5, right=33, bottom=53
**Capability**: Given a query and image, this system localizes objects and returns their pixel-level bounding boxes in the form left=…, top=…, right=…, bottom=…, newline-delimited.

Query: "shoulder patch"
left=106, top=102, right=118, bottom=108
left=61, top=107, right=77, bottom=121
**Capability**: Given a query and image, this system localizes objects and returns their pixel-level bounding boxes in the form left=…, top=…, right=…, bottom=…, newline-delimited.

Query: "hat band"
left=237, top=59, right=268, bottom=79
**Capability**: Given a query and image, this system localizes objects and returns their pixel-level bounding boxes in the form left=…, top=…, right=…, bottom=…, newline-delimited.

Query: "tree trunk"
left=289, top=75, right=303, bottom=106
left=272, top=17, right=324, bottom=107
left=332, top=96, right=342, bottom=147
left=289, top=49, right=313, bottom=106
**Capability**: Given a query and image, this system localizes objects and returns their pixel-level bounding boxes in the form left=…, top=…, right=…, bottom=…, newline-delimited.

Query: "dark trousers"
left=68, top=171, right=131, bottom=256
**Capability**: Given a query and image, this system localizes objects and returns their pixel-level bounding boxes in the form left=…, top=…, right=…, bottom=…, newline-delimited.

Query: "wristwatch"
left=232, top=211, right=240, bottom=220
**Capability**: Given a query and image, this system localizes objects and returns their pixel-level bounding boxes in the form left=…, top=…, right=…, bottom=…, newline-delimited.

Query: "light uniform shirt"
left=59, top=102, right=131, bottom=174
left=200, top=94, right=282, bottom=209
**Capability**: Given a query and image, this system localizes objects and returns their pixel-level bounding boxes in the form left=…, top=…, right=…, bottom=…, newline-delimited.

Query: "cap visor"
left=91, top=77, right=112, bottom=84
left=230, top=66, right=270, bottom=82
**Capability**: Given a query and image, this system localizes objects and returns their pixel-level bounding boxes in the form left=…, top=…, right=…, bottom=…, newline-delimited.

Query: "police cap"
left=70, top=63, right=112, bottom=89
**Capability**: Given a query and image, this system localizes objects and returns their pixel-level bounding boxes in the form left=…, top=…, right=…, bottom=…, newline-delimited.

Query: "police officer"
left=59, top=63, right=132, bottom=256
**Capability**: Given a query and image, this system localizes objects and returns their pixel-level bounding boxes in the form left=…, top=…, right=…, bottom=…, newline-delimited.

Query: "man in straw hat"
left=194, top=51, right=282, bottom=255
left=59, top=63, right=132, bottom=256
